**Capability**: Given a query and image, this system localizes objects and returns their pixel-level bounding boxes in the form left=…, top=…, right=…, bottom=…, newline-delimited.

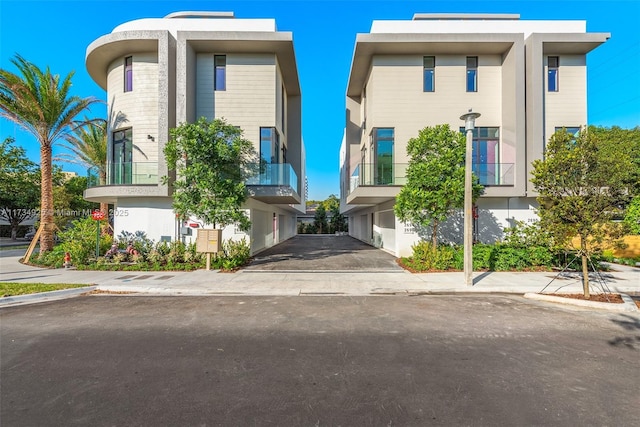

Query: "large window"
left=548, top=56, right=559, bottom=92
left=214, top=55, right=226, bottom=91
left=112, top=128, right=132, bottom=184
left=423, top=56, right=435, bottom=92
left=124, top=56, right=133, bottom=92
left=460, top=127, right=500, bottom=185
left=466, top=56, right=478, bottom=92
left=260, top=127, right=280, bottom=164
left=373, top=128, right=394, bottom=185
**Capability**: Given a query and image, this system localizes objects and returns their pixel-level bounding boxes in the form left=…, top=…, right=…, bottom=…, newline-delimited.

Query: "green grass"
left=0, top=245, right=29, bottom=251
left=0, top=282, right=91, bottom=297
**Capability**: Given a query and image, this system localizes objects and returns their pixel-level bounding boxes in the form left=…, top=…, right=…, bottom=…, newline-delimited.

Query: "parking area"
left=245, top=235, right=402, bottom=271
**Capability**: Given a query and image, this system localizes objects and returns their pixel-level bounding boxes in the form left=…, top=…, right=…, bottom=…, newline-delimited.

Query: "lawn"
left=1, top=282, right=91, bottom=297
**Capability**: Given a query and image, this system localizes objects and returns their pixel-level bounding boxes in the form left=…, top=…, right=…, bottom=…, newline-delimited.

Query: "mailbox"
left=196, top=229, right=222, bottom=253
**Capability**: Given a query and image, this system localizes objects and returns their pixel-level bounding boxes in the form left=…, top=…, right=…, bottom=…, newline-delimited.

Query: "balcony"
left=246, top=163, right=301, bottom=204
left=346, top=162, right=515, bottom=205
left=347, top=163, right=407, bottom=205
left=87, top=162, right=158, bottom=188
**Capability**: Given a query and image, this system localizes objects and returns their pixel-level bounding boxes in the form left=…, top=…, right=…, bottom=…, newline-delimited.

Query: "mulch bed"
left=546, top=293, right=624, bottom=303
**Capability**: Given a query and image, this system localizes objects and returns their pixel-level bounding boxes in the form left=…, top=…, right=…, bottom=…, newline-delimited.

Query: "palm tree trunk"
left=39, top=144, right=54, bottom=253
left=580, top=236, right=590, bottom=299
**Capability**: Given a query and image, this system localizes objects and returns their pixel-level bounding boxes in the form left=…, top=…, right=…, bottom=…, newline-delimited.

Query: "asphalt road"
left=2, top=295, right=639, bottom=426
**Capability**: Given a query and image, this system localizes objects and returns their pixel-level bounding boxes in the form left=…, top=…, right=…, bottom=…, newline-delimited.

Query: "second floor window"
left=124, top=56, right=133, bottom=92
left=260, top=127, right=280, bottom=164
left=548, top=56, right=559, bottom=92
left=215, top=55, right=226, bottom=91
left=466, top=56, right=478, bottom=92
left=423, top=56, right=435, bottom=92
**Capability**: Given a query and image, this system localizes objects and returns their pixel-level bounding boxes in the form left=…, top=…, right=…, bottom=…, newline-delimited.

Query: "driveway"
left=245, top=235, right=402, bottom=271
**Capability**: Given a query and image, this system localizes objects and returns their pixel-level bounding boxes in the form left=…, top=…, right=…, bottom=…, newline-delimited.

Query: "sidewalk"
left=1, top=254, right=638, bottom=298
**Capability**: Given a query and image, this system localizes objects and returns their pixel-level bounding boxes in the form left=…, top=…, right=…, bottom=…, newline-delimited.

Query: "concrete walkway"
left=1, top=234, right=638, bottom=313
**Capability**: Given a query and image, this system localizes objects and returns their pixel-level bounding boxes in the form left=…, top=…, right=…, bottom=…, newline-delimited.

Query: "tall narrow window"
left=112, top=128, right=133, bottom=184
left=281, top=84, right=286, bottom=131
left=459, top=127, right=500, bottom=185
left=260, top=127, right=280, bottom=164
left=214, top=55, right=226, bottom=91
left=423, top=56, right=435, bottom=92
left=124, top=56, right=133, bottom=92
left=466, top=56, right=478, bottom=92
left=548, top=56, right=559, bottom=92
left=373, top=128, right=394, bottom=185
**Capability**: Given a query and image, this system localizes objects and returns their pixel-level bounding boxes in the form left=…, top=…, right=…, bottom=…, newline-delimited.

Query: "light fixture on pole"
left=460, top=108, right=480, bottom=286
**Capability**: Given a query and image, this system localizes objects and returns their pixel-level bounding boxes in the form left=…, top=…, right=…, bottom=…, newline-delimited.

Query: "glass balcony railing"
left=87, top=162, right=158, bottom=187
left=245, top=163, right=299, bottom=194
left=474, top=163, right=514, bottom=186
left=350, top=163, right=408, bottom=192
left=349, top=162, right=515, bottom=193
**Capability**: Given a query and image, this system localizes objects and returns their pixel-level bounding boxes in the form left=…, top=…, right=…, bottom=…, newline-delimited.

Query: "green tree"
left=394, top=124, right=483, bottom=248
left=0, top=54, right=97, bottom=252
left=313, top=203, right=328, bottom=234
left=0, top=137, right=40, bottom=240
left=164, top=117, right=256, bottom=230
left=532, top=128, right=633, bottom=298
left=324, top=194, right=347, bottom=233
left=588, top=126, right=640, bottom=198
left=52, top=175, right=97, bottom=229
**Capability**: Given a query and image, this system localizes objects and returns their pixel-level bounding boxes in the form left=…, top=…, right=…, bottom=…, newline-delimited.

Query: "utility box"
left=180, top=227, right=192, bottom=236
left=196, top=229, right=222, bottom=253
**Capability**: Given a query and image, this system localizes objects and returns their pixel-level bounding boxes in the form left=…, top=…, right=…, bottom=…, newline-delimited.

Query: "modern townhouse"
left=84, top=11, right=306, bottom=254
left=340, top=13, right=609, bottom=257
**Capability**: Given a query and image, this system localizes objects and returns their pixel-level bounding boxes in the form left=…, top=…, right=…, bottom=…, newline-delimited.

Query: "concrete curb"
left=0, top=286, right=97, bottom=308
left=524, top=292, right=639, bottom=313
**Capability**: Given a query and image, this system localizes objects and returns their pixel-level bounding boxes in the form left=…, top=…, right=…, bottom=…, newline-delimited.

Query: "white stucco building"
left=84, top=11, right=306, bottom=254
left=340, top=13, right=609, bottom=257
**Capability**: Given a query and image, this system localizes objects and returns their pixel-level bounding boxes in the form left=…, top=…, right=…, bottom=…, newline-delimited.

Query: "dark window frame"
left=124, top=56, right=133, bottom=92
left=423, top=56, right=435, bottom=92
left=548, top=56, right=559, bottom=92
left=466, top=56, right=478, bottom=92
left=214, top=55, right=226, bottom=91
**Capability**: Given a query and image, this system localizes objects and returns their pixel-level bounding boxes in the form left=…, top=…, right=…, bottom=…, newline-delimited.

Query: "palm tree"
left=0, top=54, right=97, bottom=253
left=59, top=116, right=109, bottom=215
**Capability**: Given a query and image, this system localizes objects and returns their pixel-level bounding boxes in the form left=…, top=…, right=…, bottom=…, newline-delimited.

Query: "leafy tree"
left=624, top=196, right=640, bottom=235
left=588, top=126, right=640, bottom=198
left=0, top=54, right=97, bottom=252
left=532, top=128, right=633, bottom=298
left=394, top=124, right=483, bottom=248
left=164, top=117, right=256, bottom=230
left=313, top=203, right=328, bottom=234
left=52, top=175, right=97, bottom=229
left=0, top=137, right=40, bottom=240
left=324, top=194, right=347, bottom=233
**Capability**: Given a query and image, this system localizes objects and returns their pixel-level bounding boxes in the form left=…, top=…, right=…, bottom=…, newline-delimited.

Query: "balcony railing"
left=474, top=163, right=514, bottom=186
left=349, top=162, right=515, bottom=193
left=87, top=162, right=158, bottom=187
left=350, top=163, right=408, bottom=193
left=246, top=163, right=299, bottom=194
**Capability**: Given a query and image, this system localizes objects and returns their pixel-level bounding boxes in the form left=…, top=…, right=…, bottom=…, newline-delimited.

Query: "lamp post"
left=460, top=109, right=480, bottom=286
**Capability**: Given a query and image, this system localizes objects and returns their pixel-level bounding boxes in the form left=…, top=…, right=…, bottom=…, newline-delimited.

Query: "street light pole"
left=460, top=109, right=481, bottom=286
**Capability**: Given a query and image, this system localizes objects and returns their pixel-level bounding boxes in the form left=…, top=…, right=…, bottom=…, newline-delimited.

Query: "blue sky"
left=1, top=0, right=639, bottom=201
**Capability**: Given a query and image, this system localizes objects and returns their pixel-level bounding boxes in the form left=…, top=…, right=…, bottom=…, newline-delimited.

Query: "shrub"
left=45, top=217, right=113, bottom=266
left=117, top=230, right=154, bottom=256
left=624, top=196, right=640, bottom=235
